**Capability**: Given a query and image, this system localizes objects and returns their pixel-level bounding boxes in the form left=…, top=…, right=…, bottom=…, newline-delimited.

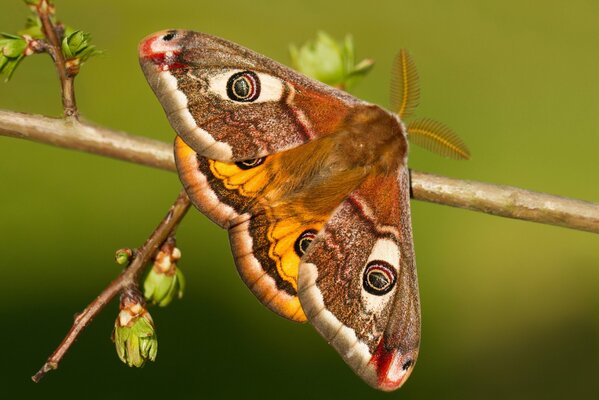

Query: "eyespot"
left=226, top=71, right=261, bottom=102
left=363, top=261, right=397, bottom=296
left=162, top=32, right=176, bottom=41
left=294, top=229, right=318, bottom=256
left=235, top=157, right=265, bottom=170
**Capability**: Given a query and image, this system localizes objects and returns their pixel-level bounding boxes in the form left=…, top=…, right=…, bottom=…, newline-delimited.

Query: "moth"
left=139, top=29, right=468, bottom=391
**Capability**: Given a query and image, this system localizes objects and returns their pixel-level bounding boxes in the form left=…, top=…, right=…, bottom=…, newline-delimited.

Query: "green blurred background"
left=1, top=0, right=598, bottom=398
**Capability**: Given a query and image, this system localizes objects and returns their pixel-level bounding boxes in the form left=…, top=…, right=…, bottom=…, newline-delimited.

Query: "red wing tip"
left=368, top=338, right=416, bottom=391
left=138, top=29, right=188, bottom=70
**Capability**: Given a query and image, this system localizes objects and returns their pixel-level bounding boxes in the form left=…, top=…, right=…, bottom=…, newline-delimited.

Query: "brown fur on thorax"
left=256, top=105, right=406, bottom=219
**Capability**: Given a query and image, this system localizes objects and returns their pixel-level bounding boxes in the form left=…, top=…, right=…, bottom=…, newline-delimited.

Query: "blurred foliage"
left=290, top=31, right=373, bottom=89
left=0, top=0, right=99, bottom=80
left=0, top=0, right=598, bottom=399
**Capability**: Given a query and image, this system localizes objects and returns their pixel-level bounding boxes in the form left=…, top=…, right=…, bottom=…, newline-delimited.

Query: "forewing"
left=140, top=30, right=364, bottom=161
left=298, top=167, right=420, bottom=391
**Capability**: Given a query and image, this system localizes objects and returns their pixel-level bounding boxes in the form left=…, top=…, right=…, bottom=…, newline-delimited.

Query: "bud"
left=115, top=248, right=133, bottom=266
left=289, top=31, right=374, bottom=90
left=113, top=289, right=157, bottom=368
left=144, top=238, right=185, bottom=307
left=27, top=0, right=55, bottom=15
left=60, top=29, right=100, bottom=75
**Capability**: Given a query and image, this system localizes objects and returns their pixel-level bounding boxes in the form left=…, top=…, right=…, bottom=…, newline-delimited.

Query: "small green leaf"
left=176, top=268, right=185, bottom=300
left=18, top=16, right=44, bottom=39
left=2, top=39, right=27, bottom=58
left=1, top=55, right=24, bottom=80
left=0, top=33, right=23, bottom=40
left=143, top=266, right=185, bottom=307
left=0, top=34, right=29, bottom=81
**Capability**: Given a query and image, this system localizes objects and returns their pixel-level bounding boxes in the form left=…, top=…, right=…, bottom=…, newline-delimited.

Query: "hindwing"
left=298, top=167, right=420, bottom=391
left=175, top=137, right=342, bottom=321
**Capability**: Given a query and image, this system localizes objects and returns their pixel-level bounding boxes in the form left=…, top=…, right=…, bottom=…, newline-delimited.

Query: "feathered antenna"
left=391, top=49, right=470, bottom=160
left=407, top=118, right=470, bottom=160
left=390, top=49, right=420, bottom=119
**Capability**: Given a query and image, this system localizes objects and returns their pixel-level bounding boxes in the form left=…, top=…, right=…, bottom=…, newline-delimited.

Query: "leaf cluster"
left=0, top=0, right=100, bottom=81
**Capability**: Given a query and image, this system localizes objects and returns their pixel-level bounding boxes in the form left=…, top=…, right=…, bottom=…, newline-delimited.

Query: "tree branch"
left=0, top=110, right=174, bottom=171
left=410, top=172, right=599, bottom=233
left=36, top=0, right=79, bottom=119
left=1, top=109, right=598, bottom=234
left=31, top=189, right=191, bottom=383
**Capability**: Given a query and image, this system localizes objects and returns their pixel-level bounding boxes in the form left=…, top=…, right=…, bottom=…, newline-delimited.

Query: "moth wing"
left=140, top=30, right=363, bottom=162
left=298, top=167, right=420, bottom=391
left=175, top=137, right=332, bottom=322
left=175, top=136, right=268, bottom=228
left=229, top=207, right=326, bottom=322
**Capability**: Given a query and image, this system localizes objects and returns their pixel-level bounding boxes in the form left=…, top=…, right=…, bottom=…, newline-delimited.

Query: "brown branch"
left=36, top=0, right=78, bottom=118
left=31, top=189, right=191, bottom=383
left=0, top=110, right=174, bottom=171
left=410, top=172, right=599, bottom=233
left=1, top=109, right=598, bottom=234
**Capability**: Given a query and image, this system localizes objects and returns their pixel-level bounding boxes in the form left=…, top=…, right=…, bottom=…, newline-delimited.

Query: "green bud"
left=290, top=31, right=374, bottom=90
left=115, top=248, right=133, bottom=266
left=61, top=30, right=100, bottom=63
left=35, top=0, right=55, bottom=15
left=144, top=246, right=184, bottom=307
left=113, top=301, right=157, bottom=368
left=290, top=31, right=343, bottom=86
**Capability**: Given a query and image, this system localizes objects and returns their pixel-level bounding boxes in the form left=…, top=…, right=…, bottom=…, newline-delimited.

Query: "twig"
left=410, top=172, right=599, bottom=233
left=31, top=189, right=191, bottom=383
left=1, top=109, right=598, bottom=234
left=0, top=110, right=174, bottom=171
left=36, top=0, right=78, bottom=118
